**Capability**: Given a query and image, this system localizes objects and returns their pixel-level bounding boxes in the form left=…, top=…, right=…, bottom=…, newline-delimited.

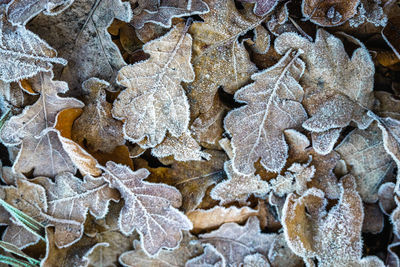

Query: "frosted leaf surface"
left=185, top=244, right=224, bottom=267
left=378, top=182, right=396, bottom=215
left=100, top=161, right=192, bottom=256
left=238, top=0, right=278, bottom=16
left=131, top=0, right=209, bottom=29
left=225, top=49, right=307, bottom=174
left=0, top=13, right=66, bottom=83
left=186, top=0, right=260, bottom=116
left=210, top=161, right=270, bottom=205
left=72, top=78, right=124, bottom=153
left=335, top=123, right=394, bottom=202
left=349, top=0, right=387, bottom=27
left=32, top=173, right=119, bottom=248
left=243, top=253, right=270, bottom=267
left=0, top=72, right=83, bottom=177
left=267, top=233, right=303, bottom=267
left=6, top=0, right=74, bottom=25
left=275, top=29, right=375, bottom=154
left=199, top=216, right=276, bottom=266
left=282, top=175, right=384, bottom=266
left=113, top=23, right=194, bottom=147
left=27, top=0, right=132, bottom=94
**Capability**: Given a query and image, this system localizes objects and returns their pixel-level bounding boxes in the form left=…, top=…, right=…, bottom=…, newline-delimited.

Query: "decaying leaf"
left=72, top=78, right=124, bottom=153
left=225, top=49, right=307, bottom=174
left=0, top=12, right=66, bottom=83
left=0, top=72, right=83, bottom=177
left=302, top=0, right=360, bottom=26
left=378, top=182, right=396, bottom=215
left=100, top=161, right=192, bottom=256
left=382, top=16, right=400, bottom=59
left=275, top=29, right=375, bottom=155
left=239, top=0, right=278, bottom=16
left=185, top=243, right=224, bottom=267
left=113, top=23, right=194, bottom=147
left=362, top=202, right=384, bottom=234
left=335, top=123, right=394, bottom=202
left=131, top=0, right=209, bottom=29
left=28, top=0, right=132, bottom=93
left=186, top=0, right=260, bottom=116
left=268, top=233, right=303, bottom=267
left=349, top=0, right=388, bottom=27
left=6, top=0, right=74, bottom=25
left=282, top=175, right=384, bottom=266
left=198, top=216, right=276, bottom=266
left=119, top=232, right=203, bottom=267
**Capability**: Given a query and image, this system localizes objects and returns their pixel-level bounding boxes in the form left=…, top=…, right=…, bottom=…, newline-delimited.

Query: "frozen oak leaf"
left=268, top=233, right=303, bottom=267
left=131, top=0, right=209, bottom=29
left=72, top=78, right=124, bottom=153
left=225, top=49, right=307, bottom=174
left=282, top=175, right=384, bottom=266
left=349, top=0, right=388, bottom=27
left=302, top=0, right=360, bottom=26
left=27, top=0, right=132, bottom=94
left=275, top=29, right=375, bottom=155
left=198, top=216, right=276, bottom=266
left=185, top=244, right=224, bottom=267
left=0, top=72, right=84, bottom=177
left=186, top=0, right=261, bottom=116
left=119, top=232, right=203, bottom=267
left=239, top=0, right=278, bottom=16
left=113, top=23, right=194, bottom=147
left=100, top=161, right=192, bottom=256
left=335, top=122, right=394, bottom=203
left=6, top=0, right=74, bottom=25
left=32, top=172, right=119, bottom=248
left=378, top=182, right=396, bottom=215
left=211, top=161, right=270, bottom=204
left=0, top=12, right=66, bottom=83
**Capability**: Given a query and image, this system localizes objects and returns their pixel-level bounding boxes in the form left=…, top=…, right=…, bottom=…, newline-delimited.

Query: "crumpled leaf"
left=211, top=161, right=270, bottom=205
left=0, top=12, right=66, bottom=83
left=72, top=78, right=124, bottom=153
left=131, top=0, right=209, bottom=29
left=282, top=174, right=384, bottom=266
left=32, top=172, right=119, bottom=248
left=302, top=0, right=360, bottom=26
left=185, top=243, right=224, bottom=267
left=28, top=0, right=132, bottom=93
left=119, top=232, right=203, bottom=267
left=113, top=23, right=194, bottom=147
left=100, top=161, right=192, bottom=256
left=349, top=0, right=388, bottom=27
left=0, top=72, right=84, bottom=177
left=275, top=29, right=375, bottom=155
left=378, top=182, right=396, bottom=215
left=268, top=233, right=303, bottom=267
left=6, top=0, right=74, bottom=25
left=335, top=123, right=394, bottom=202
left=238, top=0, right=278, bottom=16
left=186, top=0, right=261, bottom=116
left=225, top=49, right=307, bottom=174
left=198, top=216, right=276, bottom=266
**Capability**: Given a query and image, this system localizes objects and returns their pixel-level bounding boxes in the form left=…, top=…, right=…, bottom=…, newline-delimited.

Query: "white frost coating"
left=225, top=49, right=307, bottom=174
left=113, top=23, right=194, bottom=148
left=185, top=243, right=224, bottom=267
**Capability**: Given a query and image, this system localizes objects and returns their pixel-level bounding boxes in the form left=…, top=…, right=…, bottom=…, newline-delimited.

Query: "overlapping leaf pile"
left=0, top=0, right=400, bottom=266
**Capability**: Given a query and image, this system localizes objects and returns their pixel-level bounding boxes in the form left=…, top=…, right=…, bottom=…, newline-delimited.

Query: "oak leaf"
left=185, top=244, right=223, bottom=267
left=268, top=233, right=303, bottom=267
left=100, top=161, right=192, bottom=256
left=225, top=49, right=307, bottom=174
left=239, top=0, right=278, bottom=16
left=113, top=23, right=194, bottom=147
left=378, top=182, right=396, bottom=215
left=349, top=0, right=388, bottom=27
left=275, top=29, right=375, bottom=155
left=130, top=0, right=209, bottom=29
left=0, top=13, right=66, bottom=83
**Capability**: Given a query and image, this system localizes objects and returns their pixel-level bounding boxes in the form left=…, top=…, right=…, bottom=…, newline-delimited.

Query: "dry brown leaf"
left=113, top=23, right=194, bottom=147
left=282, top=175, right=384, bottom=266
left=382, top=16, right=400, bottom=59
left=72, top=78, right=124, bottom=153
left=28, top=0, right=132, bottom=94
left=362, top=202, right=384, bottom=234
left=275, top=29, right=375, bottom=155
left=378, top=182, right=396, bottom=215
left=186, top=0, right=261, bottom=116
left=185, top=243, right=223, bottom=267
left=0, top=81, right=38, bottom=115
left=268, top=233, right=303, bottom=267
left=92, top=145, right=134, bottom=170
left=54, top=108, right=83, bottom=139
left=100, top=161, right=192, bottom=256
left=119, top=232, right=203, bottom=267
left=225, top=49, right=307, bottom=174
left=302, top=0, right=360, bottom=26
left=130, top=0, right=209, bottom=29
left=239, top=0, right=278, bottom=16
left=349, top=0, right=388, bottom=27
left=335, top=122, right=394, bottom=202
left=0, top=72, right=83, bottom=177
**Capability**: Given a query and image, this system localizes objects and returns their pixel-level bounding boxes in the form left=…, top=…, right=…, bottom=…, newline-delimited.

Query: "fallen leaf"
left=225, top=49, right=307, bottom=174
left=275, top=29, right=375, bottom=155
left=72, top=78, right=125, bottom=153
left=302, top=0, right=360, bottom=26
left=55, top=108, right=83, bottom=139
left=349, top=0, right=388, bottom=27
left=0, top=81, right=38, bottom=115
left=0, top=12, right=66, bottom=83
left=267, top=233, right=303, bottom=267
left=185, top=243, right=224, bottom=267
left=92, top=145, right=134, bottom=170
left=113, top=23, right=194, bottom=147
left=362, top=202, right=384, bottom=234
left=378, top=182, right=396, bottom=215
left=382, top=16, right=400, bottom=59
left=243, top=253, right=270, bottom=267
left=130, top=0, right=209, bottom=29
left=199, top=216, right=276, bottom=266
left=239, top=0, right=278, bottom=16
left=100, top=161, right=192, bottom=256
